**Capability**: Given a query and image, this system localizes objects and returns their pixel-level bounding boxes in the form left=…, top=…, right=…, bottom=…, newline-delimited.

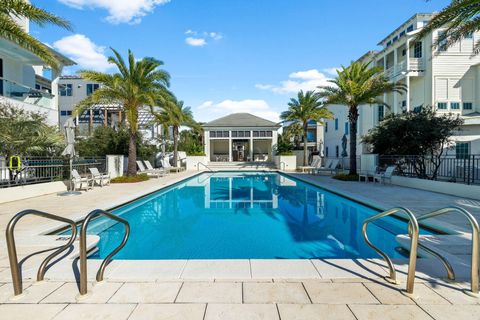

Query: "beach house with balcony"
left=0, top=16, right=75, bottom=125
left=324, top=13, right=480, bottom=162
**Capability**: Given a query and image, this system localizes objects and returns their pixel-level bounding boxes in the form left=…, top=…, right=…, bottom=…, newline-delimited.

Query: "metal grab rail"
left=279, top=161, right=286, bottom=171
left=6, top=210, right=77, bottom=296
left=197, top=162, right=214, bottom=172
left=409, top=207, right=479, bottom=294
left=362, top=207, right=419, bottom=294
left=79, top=209, right=130, bottom=296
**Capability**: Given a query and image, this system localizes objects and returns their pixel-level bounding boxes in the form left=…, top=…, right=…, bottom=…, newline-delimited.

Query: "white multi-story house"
left=0, top=14, right=75, bottom=125
left=324, top=13, right=480, bottom=162
left=58, top=76, right=163, bottom=141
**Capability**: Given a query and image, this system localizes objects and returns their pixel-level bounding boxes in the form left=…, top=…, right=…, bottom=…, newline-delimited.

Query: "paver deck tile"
left=424, top=281, right=480, bottom=305
left=0, top=304, right=66, bottom=320
left=363, top=283, right=415, bottom=305
left=40, top=282, right=123, bottom=304
left=204, top=304, right=279, bottom=320
left=408, top=283, right=451, bottom=305
left=108, top=282, right=181, bottom=303
left=250, top=259, right=320, bottom=279
left=303, top=282, right=379, bottom=304
left=243, top=282, right=310, bottom=304
left=277, top=304, right=356, bottom=320
left=349, top=305, right=433, bottom=320
left=52, top=303, right=136, bottom=320
left=175, top=282, right=242, bottom=303
left=421, top=305, right=480, bottom=320
left=128, top=304, right=206, bottom=320
left=181, top=260, right=251, bottom=280
left=0, top=281, right=64, bottom=304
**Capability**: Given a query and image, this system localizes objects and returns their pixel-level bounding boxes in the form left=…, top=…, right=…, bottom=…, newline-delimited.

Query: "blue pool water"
left=78, top=172, right=433, bottom=260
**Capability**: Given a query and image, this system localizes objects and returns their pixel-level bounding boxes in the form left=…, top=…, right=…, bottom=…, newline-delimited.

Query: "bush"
left=277, top=151, right=294, bottom=156
left=333, top=174, right=359, bottom=181
left=111, top=174, right=149, bottom=183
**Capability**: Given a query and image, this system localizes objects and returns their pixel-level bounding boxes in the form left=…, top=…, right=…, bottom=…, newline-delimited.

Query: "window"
left=60, top=84, right=72, bottom=96
left=402, top=49, right=407, bottom=57
left=386, top=40, right=392, bottom=47
left=438, top=31, right=448, bottom=52
left=60, top=110, right=72, bottom=116
left=325, top=122, right=328, bottom=132
left=437, top=102, right=448, bottom=110
left=378, top=105, right=385, bottom=121
left=344, top=122, right=349, bottom=135
left=465, top=32, right=473, bottom=39
left=325, top=147, right=329, bottom=157
left=306, top=130, right=315, bottom=142
left=335, top=146, right=339, bottom=158
left=464, top=102, right=473, bottom=110
left=400, top=30, right=406, bottom=37
left=334, top=118, right=339, bottom=130
left=402, top=100, right=407, bottom=108
left=414, top=42, right=422, bottom=58
left=86, top=83, right=100, bottom=96
left=393, top=36, right=398, bottom=43
left=210, top=131, right=216, bottom=138
left=451, top=102, right=460, bottom=110
left=407, top=24, right=414, bottom=32
left=456, top=142, right=470, bottom=159
left=413, top=105, right=423, bottom=113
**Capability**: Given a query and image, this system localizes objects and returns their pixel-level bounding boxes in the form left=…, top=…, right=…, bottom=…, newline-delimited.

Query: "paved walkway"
left=1, top=171, right=480, bottom=319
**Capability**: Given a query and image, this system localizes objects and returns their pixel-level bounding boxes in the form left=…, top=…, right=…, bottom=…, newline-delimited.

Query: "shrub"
left=111, top=174, right=149, bottom=183
left=333, top=174, right=359, bottom=181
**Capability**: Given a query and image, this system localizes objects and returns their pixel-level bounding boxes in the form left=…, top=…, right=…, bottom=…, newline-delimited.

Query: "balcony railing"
left=0, top=77, right=54, bottom=108
left=384, top=58, right=425, bottom=79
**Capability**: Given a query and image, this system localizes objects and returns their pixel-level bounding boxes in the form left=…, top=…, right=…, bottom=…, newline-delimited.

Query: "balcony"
left=0, top=78, right=54, bottom=109
left=384, top=58, right=425, bottom=80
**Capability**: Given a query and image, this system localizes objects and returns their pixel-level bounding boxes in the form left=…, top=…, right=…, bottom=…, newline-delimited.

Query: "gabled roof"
left=203, top=113, right=280, bottom=128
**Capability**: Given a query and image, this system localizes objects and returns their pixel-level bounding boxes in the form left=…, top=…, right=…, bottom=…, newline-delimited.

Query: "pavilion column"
left=89, top=109, right=93, bottom=134
left=118, top=111, right=122, bottom=125
left=228, top=132, right=232, bottom=162
left=249, top=131, right=254, bottom=162
left=104, top=109, right=108, bottom=127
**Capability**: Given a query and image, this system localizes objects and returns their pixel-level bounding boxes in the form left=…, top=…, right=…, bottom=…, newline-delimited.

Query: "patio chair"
left=89, top=167, right=111, bottom=187
left=161, top=158, right=184, bottom=173
left=298, top=156, right=321, bottom=173
left=71, top=169, right=93, bottom=192
left=310, top=159, right=332, bottom=175
left=373, top=166, right=396, bottom=184
left=136, top=160, right=163, bottom=178
left=313, top=159, right=339, bottom=175
left=144, top=160, right=167, bottom=176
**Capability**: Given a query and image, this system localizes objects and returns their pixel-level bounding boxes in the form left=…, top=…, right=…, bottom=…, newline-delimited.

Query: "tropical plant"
left=0, top=0, right=72, bottom=69
left=0, top=102, right=63, bottom=158
left=416, top=0, right=480, bottom=53
left=318, top=61, right=406, bottom=175
left=283, top=122, right=303, bottom=150
left=280, top=90, right=333, bottom=165
left=362, top=107, right=464, bottom=180
left=74, top=48, right=171, bottom=175
left=177, top=129, right=205, bottom=156
left=151, top=98, right=198, bottom=166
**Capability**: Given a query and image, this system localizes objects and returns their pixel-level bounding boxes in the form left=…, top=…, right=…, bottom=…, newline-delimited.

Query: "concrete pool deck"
left=1, top=170, right=480, bottom=319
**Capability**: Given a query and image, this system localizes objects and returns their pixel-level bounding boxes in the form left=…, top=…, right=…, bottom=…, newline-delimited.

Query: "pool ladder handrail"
left=197, top=162, right=214, bottom=172
left=79, top=209, right=130, bottom=296
left=407, top=206, right=479, bottom=294
left=6, top=209, right=78, bottom=296
left=279, top=161, right=286, bottom=171
left=362, top=207, right=419, bottom=294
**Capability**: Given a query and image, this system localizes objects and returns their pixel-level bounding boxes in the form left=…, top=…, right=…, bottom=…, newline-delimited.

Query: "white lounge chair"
left=136, top=160, right=163, bottom=178
left=313, top=159, right=339, bottom=175
left=144, top=160, right=167, bottom=176
left=71, top=169, right=93, bottom=191
left=89, top=167, right=110, bottom=187
left=373, top=166, right=396, bottom=184
left=310, top=159, right=332, bottom=175
left=298, top=156, right=321, bottom=173
left=161, top=158, right=184, bottom=173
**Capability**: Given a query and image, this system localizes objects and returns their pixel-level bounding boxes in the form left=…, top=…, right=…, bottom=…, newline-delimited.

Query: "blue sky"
left=33, top=0, right=451, bottom=123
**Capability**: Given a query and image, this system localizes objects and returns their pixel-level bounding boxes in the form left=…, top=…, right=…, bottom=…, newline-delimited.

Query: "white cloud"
left=256, top=68, right=333, bottom=94
left=53, top=34, right=112, bottom=72
left=184, top=30, right=223, bottom=47
left=322, top=67, right=341, bottom=76
left=185, top=37, right=207, bottom=47
left=58, top=0, right=170, bottom=24
left=195, top=99, right=280, bottom=123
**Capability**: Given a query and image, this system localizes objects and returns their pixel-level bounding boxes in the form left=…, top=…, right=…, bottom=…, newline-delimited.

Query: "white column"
left=228, top=132, right=232, bottom=162
left=406, top=39, right=411, bottom=112
left=393, top=49, right=398, bottom=114
left=249, top=131, right=253, bottom=162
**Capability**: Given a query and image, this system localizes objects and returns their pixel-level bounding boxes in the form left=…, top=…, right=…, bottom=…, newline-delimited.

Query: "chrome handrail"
left=79, top=209, right=130, bottom=296
left=362, top=207, right=419, bottom=294
left=5, top=209, right=77, bottom=296
left=410, top=206, right=479, bottom=294
left=197, top=162, right=214, bottom=172
left=279, top=161, right=286, bottom=171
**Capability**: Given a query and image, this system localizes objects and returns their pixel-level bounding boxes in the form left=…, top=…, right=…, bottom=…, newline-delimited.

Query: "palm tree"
left=281, top=90, right=333, bottom=166
left=75, top=48, right=171, bottom=176
left=152, top=98, right=197, bottom=167
left=318, top=61, right=406, bottom=175
left=415, top=0, right=480, bottom=53
left=1, top=0, right=72, bottom=69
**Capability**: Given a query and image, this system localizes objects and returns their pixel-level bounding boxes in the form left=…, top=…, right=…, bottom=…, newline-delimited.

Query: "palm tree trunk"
left=348, top=106, right=359, bottom=175
left=303, top=122, right=308, bottom=166
left=127, top=131, right=137, bottom=176
left=173, top=126, right=179, bottom=167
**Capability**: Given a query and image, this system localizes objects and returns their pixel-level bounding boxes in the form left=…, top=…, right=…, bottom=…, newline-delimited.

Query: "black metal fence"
left=379, top=155, right=480, bottom=185
left=0, top=156, right=106, bottom=188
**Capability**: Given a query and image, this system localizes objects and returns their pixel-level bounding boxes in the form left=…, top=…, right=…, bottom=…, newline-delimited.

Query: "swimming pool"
left=80, top=172, right=433, bottom=260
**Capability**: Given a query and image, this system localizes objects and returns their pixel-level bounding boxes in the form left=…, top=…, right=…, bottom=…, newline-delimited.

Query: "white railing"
left=385, top=58, right=425, bottom=80
left=0, top=77, right=53, bottom=108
